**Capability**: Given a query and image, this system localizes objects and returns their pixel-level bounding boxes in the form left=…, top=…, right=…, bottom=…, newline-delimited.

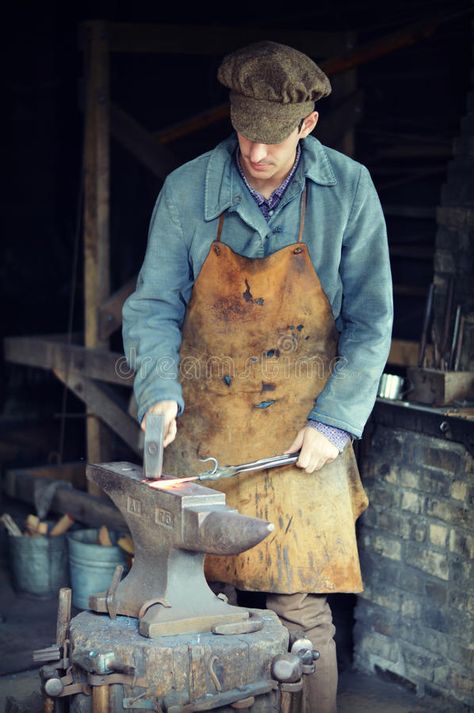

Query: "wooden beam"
left=106, top=23, right=347, bottom=57
left=83, top=20, right=110, bottom=352
left=321, top=16, right=440, bottom=75
left=54, top=369, right=141, bottom=456
left=110, top=104, right=178, bottom=179
left=3, top=471, right=126, bottom=531
left=4, top=336, right=133, bottom=387
left=152, top=16, right=442, bottom=145
left=5, top=463, right=86, bottom=490
left=82, top=20, right=112, bottom=472
left=99, top=275, right=137, bottom=340
left=156, top=104, right=230, bottom=145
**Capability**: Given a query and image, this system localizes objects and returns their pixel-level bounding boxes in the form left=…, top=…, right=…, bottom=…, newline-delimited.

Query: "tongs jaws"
left=198, top=451, right=300, bottom=482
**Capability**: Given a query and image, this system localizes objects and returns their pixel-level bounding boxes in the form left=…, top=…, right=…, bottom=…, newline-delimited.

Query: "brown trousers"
left=266, top=593, right=338, bottom=713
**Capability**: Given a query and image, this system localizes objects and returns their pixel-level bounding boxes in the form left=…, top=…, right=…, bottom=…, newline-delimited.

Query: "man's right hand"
left=142, top=401, right=178, bottom=447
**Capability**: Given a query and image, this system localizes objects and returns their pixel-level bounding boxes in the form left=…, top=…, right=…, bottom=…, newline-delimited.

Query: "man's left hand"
left=285, top=426, right=339, bottom=473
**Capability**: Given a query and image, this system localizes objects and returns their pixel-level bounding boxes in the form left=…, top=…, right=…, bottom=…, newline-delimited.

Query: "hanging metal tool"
left=418, top=283, right=435, bottom=368
left=448, top=305, right=462, bottom=371
left=453, top=314, right=466, bottom=372
left=440, top=276, right=454, bottom=369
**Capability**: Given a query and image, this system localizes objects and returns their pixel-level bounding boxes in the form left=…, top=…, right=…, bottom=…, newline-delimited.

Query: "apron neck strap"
left=297, top=188, right=307, bottom=243
left=215, top=185, right=307, bottom=244
left=216, top=214, right=225, bottom=242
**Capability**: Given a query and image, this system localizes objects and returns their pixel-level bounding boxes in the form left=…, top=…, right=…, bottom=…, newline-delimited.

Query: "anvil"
left=86, top=462, right=274, bottom=638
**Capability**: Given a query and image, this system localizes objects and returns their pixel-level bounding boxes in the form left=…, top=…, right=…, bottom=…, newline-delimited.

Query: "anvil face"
left=85, top=462, right=273, bottom=637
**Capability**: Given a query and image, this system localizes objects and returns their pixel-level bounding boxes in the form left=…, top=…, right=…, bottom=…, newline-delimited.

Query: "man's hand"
left=142, top=401, right=178, bottom=447
left=285, top=426, right=339, bottom=473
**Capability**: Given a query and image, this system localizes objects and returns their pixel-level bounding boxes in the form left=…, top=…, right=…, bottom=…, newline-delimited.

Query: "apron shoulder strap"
left=297, top=188, right=307, bottom=243
left=216, top=213, right=225, bottom=242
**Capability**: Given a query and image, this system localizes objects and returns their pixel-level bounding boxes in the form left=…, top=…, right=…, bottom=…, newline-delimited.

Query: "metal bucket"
left=67, top=529, right=127, bottom=609
left=8, top=531, right=69, bottom=597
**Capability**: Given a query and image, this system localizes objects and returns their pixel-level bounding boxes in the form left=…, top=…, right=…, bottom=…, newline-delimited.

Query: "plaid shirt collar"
left=236, top=143, right=301, bottom=219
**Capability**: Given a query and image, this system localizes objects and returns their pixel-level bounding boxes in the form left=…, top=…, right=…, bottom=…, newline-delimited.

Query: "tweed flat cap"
left=217, top=41, right=331, bottom=144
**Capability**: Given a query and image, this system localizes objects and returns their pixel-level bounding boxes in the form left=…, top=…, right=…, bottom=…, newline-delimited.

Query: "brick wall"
left=354, top=423, right=474, bottom=712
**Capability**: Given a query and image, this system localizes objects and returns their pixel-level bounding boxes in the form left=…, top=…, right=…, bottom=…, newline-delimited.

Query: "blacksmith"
left=123, top=40, right=393, bottom=712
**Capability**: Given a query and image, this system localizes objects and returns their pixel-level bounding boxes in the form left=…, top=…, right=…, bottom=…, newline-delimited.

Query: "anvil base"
left=69, top=608, right=288, bottom=712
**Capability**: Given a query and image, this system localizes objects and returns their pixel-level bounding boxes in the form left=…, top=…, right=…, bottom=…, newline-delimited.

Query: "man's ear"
left=300, top=112, right=319, bottom=138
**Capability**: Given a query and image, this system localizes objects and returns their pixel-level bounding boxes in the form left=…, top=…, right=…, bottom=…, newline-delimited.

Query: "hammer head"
left=143, top=412, right=165, bottom=479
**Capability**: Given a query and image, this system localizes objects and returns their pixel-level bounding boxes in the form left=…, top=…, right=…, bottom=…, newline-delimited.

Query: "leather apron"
left=163, top=190, right=368, bottom=594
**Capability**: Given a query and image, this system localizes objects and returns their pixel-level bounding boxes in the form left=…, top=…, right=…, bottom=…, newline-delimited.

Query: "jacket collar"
left=204, top=134, right=337, bottom=221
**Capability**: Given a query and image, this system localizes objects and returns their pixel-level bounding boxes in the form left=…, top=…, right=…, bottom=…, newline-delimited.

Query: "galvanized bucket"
left=67, top=529, right=127, bottom=609
left=8, top=531, right=69, bottom=597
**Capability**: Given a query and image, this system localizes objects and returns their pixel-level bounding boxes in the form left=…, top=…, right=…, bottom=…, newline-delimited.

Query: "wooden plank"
left=5, top=463, right=86, bottom=490
left=407, top=367, right=474, bottom=406
left=4, top=336, right=134, bottom=387
left=99, top=275, right=137, bottom=340
left=106, top=23, right=347, bottom=57
left=54, top=369, right=141, bottom=455
left=111, top=105, right=178, bottom=179
left=3, top=471, right=126, bottom=531
left=388, top=339, right=434, bottom=367
left=82, top=20, right=112, bottom=471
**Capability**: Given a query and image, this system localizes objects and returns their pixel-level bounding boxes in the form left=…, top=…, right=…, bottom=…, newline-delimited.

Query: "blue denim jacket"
left=122, top=134, right=393, bottom=437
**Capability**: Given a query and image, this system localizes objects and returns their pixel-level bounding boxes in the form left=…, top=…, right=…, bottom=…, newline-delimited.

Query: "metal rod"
left=92, top=685, right=110, bottom=713
left=56, top=588, right=72, bottom=650
left=418, top=283, right=435, bottom=367
left=235, top=452, right=300, bottom=474
left=453, top=314, right=465, bottom=372
left=441, top=275, right=454, bottom=365
left=448, top=305, right=462, bottom=371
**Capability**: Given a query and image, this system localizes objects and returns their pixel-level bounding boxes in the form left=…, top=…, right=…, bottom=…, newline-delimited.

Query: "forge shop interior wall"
left=354, top=43, right=474, bottom=712
left=354, top=410, right=474, bottom=712
left=433, top=81, right=474, bottom=372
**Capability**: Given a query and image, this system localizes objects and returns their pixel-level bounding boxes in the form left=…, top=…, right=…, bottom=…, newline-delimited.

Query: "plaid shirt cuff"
left=306, top=420, right=351, bottom=452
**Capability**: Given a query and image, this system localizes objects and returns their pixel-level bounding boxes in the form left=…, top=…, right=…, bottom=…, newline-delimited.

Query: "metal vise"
left=86, top=462, right=274, bottom=638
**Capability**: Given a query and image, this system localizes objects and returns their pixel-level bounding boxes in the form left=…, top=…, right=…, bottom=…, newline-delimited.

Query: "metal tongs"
left=196, top=451, right=300, bottom=483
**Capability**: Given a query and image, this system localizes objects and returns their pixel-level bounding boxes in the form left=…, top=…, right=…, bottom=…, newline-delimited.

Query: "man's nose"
left=248, top=143, right=268, bottom=163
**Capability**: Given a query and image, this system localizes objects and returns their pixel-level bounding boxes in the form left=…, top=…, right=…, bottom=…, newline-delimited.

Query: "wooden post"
left=82, top=20, right=113, bottom=486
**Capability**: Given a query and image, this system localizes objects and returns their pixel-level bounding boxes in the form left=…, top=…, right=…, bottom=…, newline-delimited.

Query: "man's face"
left=237, top=112, right=318, bottom=185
